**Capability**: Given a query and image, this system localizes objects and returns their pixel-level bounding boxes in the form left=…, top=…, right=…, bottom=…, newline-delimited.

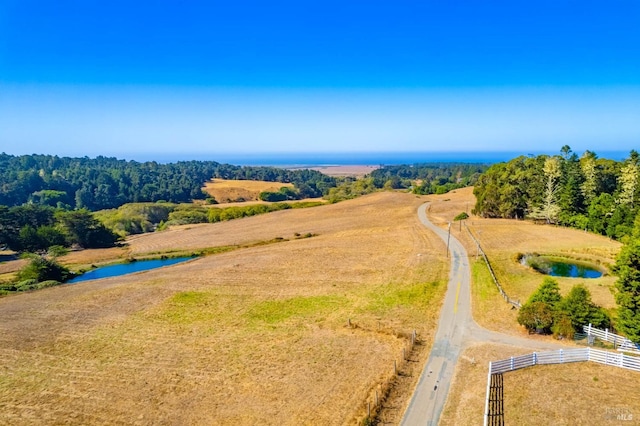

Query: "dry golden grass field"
left=426, top=187, right=621, bottom=336
left=441, top=343, right=640, bottom=425
left=0, top=192, right=450, bottom=425
left=202, top=178, right=294, bottom=203
left=2, top=185, right=638, bottom=425
left=434, top=188, right=639, bottom=426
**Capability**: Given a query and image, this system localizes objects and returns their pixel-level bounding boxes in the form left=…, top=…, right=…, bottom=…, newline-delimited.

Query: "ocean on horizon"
left=126, top=150, right=632, bottom=167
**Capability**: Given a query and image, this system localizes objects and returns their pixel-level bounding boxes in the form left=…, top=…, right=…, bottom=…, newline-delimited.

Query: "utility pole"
left=446, top=222, right=451, bottom=257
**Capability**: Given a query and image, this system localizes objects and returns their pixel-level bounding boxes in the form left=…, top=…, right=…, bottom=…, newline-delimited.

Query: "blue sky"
left=1, top=1, right=639, bottom=162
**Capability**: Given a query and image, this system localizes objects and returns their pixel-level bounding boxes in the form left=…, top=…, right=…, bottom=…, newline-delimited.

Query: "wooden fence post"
left=483, top=363, right=492, bottom=426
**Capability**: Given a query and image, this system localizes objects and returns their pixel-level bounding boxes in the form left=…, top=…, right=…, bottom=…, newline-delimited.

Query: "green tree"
left=527, top=277, right=562, bottom=307
left=453, top=212, right=469, bottom=221
left=587, top=193, right=615, bottom=235
left=517, top=301, right=554, bottom=333
left=580, top=150, right=598, bottom=204
left=16, top=256, right=72, bottom=283
left=557, top=284, right=610, bottom=331
left=613, top=236, right=640, bottom=343
left=551, top=313, right=575, bottom=339
left=56, top=210, right=117, bottom=248
left=617, top=150, right=639, bottom=208
left=533, top=156, right=562, bottom=223
left=17, top=225, right=41, bottom=252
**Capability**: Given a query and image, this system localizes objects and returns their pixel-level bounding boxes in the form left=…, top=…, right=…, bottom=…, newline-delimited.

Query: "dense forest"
left=323, top=163, right=488, bottom=203
left=0, top=204, right=118, bottom=252
left=371, top=163, right=488, bottom=194
left=473, top=147, right=639, bottom=241
left=0, top=153, right=337, bottom=210
left=0, top=154, right=492, bottom=252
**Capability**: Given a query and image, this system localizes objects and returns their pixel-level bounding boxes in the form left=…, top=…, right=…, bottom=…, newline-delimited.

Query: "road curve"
left=401, top=203, right=567, bottom=425
left=401, top=203, right=472, bottom=426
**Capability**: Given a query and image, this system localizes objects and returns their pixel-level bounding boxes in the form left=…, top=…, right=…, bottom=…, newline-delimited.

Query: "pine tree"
left=617, top=150, right=639, bottom=208
left=580, top=150, right=598, bottom=204
left=530, top=156, right=562, bottom=223
left=614, top=233, right=640, bottom=343
left=527, top=277, right=562, bottom=306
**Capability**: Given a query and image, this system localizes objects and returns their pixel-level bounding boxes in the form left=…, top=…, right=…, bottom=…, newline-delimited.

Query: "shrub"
left=517, top=301, right=554, bottom=333
left=454, top=212, right=469, bottom=221
left=551, top=313, right=575, bottom=339
left=48, top=245, right=69, bottom=258
left=518, top=279, right=611, bottom=335
left=16, top=257, right=73, bottom=283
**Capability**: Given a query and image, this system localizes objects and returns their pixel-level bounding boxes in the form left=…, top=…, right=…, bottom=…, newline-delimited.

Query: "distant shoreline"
left=4, top=150, right=632, bottom=166
left=287, top=165, right=380, bottom=177
left=128, top=150, right=632, bottom=165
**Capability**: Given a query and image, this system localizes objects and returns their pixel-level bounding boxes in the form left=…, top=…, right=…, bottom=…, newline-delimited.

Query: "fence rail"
left=584, top=324, right=640, bottom=355
left=485, top=347, right=640, bottom=425
left=488, top=348, right=640, bottom=375
left=464, top=223, right=521, bottom=308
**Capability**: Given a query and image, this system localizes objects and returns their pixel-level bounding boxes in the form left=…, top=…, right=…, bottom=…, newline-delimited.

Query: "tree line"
left=0, top=204, right=117, bottom=252
left=0, top=153, right=338, bottom=211
left=371, top=163, right=488, bottom=195
left=473, top=147, right=639, bottom=241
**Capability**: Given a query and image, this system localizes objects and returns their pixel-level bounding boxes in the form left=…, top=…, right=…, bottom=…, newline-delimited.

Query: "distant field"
left=202, top=178, right=295, bottom=203
left=292, top=165, right=379, bottom=177
left=0, top=192, right=449, bottom=425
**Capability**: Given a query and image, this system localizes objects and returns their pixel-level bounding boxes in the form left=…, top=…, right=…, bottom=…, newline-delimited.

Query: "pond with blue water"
left=521, top=254, right=603, bottom=278
left=68, top=257, right=193, bottom=283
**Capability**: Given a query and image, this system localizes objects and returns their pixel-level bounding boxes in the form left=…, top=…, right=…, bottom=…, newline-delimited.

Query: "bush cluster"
left=517, top=277, right=610, bottom=339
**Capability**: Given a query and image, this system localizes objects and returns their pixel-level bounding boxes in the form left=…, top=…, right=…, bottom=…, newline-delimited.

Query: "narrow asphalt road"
left=400, top=203, right=472, bottom=426
left=400, top=203, right=566, bottom=426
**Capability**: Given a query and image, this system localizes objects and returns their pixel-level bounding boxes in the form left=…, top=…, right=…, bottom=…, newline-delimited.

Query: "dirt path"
left=400, top=203, right=569, bottom=426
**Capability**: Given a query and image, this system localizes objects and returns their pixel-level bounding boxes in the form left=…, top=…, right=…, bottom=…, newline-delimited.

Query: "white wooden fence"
left=583, top=323, right=640, bottom=355
left=489, top=348, right=640, bottom=375
left=484, top=348, right=640, bottom=426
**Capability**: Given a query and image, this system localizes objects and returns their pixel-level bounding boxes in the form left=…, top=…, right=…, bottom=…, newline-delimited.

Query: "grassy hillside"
left=0, top=192, right=448, bottom=425
left=202, top=178, right=295, bottom=203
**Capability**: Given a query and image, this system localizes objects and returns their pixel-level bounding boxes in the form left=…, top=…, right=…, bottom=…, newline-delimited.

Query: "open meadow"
left=1, top=185, right=638, bottom=425
left=0, top=192, right=449, bottom=425
left=426, top=187, right=621, bottom=335
left=202, top=178, right=294, bottom=203
left=430, top=188, right=639, bottom=425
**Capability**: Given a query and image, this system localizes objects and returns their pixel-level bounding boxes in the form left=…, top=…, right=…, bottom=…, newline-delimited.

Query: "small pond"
left=521, top=254, right=603, bottom=278
left=68, top=257, right=193, bottom=283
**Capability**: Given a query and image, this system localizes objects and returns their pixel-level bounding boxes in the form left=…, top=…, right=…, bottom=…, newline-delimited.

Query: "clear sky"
left=1, top=1, right=639, bottom=162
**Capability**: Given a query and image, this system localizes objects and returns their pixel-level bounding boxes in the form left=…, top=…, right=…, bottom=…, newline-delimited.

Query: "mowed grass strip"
left=471, top=259, right=519, bottom=334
